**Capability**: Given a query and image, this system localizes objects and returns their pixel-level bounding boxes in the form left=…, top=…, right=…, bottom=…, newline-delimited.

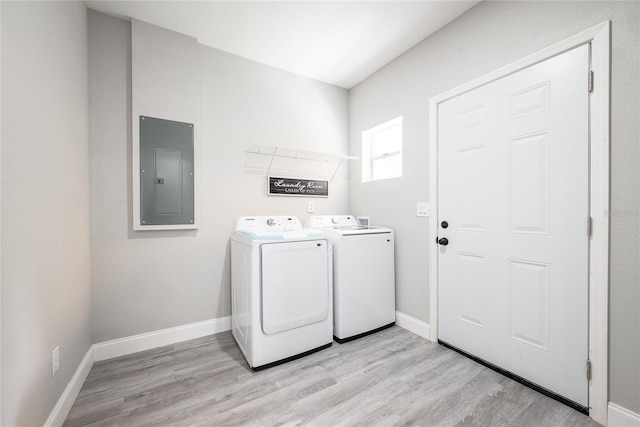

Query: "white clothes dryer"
left=231, top=216, right=333, bottom=369
left=306, top=215, right=395, bottom=343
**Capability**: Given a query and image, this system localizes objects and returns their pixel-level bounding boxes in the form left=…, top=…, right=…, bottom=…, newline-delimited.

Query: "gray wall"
left=131, top=19, right=199, bottom=231
left=348, top=1, right=640, bottom=413
left=88, top=10, right=349, bottom=343
left=2, top=2, right=637, bottom=423
left=1, top=2, right=92, bottom=425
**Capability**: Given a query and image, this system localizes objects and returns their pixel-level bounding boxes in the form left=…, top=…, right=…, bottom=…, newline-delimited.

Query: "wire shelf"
left=244, top=144, right=357, bottom=182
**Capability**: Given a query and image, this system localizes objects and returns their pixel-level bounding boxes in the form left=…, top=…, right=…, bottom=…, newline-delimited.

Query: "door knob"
left=438, top=237, right=449, bottom=246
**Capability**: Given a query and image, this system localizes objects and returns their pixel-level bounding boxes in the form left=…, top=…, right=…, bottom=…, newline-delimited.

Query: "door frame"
left=428, top=22, right=610, bottom=424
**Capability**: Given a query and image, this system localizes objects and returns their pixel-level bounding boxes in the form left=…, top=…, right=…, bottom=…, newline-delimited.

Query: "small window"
left=362, top=116, right=403, bottom=183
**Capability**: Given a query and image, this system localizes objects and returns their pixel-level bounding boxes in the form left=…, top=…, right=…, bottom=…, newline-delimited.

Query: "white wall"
left=1, top=2, right=92, bottom=425
left=348, top=0, right=639, bottom=414
left=88, top=10, right=349, bottom=343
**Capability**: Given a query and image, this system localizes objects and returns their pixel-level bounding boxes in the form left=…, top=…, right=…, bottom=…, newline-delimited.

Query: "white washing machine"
left=306, top=215, right=395, bottom=342
left=231, top=216, right=333, bottom=369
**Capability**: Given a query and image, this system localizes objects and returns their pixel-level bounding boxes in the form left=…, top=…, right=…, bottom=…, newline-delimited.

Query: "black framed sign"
left=268, top=177, right=329, bottom=197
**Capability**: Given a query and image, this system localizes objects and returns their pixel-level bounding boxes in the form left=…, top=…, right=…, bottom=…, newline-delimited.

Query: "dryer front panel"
left=261, top=240, right=330, bottom=335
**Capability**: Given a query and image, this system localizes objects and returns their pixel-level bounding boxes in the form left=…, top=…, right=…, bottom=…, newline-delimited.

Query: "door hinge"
left=586, top=359, right=592, bottom=380
left=587, top=216, right=593, bottom=238
left=588, top=71, right=594, bottom=93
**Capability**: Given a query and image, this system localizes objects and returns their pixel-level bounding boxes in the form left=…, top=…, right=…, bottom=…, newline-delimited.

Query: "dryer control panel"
left=235, top=216, right=303, bottom=233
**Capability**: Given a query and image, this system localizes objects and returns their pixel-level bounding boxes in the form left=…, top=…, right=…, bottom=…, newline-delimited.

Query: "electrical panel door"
left=139, top=116, right=194, bottom=226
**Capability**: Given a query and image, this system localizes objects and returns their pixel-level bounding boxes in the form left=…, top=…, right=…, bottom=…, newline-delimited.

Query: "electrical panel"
left=139, top=116, right=194, bottom=226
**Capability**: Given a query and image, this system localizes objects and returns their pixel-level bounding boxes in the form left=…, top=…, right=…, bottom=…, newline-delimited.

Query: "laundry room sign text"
left=268, top=177, right=328, bottom=197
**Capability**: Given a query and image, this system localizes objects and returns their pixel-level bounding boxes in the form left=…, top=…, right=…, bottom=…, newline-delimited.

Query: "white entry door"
left=438, top=45, right=590, bottom=406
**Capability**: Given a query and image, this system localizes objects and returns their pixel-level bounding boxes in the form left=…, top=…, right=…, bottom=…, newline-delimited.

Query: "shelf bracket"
left=330, top=157, right=344, bottom=183
left=266, top=146, right=278, bottom=177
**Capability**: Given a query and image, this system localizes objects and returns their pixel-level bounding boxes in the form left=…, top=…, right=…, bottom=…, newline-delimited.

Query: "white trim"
left=608, top=403, right=640, bottom=427
left=428, top=100, right=439, bottom=344
left=45, top=317, right=231, bottom=425
left=586, top=21, right=611, bottom=425
left=93, top=316, right=231, bottom=362
left=44, top=347, right=94, bottom=427
left=133, top=223, right=199, bottom=231
left=428, top=21, right=610, bottom=424
left=0, top=2, right=3, bottom=422
left=395, top=311, right=431, bottom=340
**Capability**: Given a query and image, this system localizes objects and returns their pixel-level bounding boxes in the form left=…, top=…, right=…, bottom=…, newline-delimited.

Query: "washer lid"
left=306, top=215, right=392, bottom=234
left=237, top=229, right=329, bottom=241
left=235, top=215, right=328, bottom=241
left=307, top=214, right=359, bottom=228
left=332, top=225, right=391, bottom=235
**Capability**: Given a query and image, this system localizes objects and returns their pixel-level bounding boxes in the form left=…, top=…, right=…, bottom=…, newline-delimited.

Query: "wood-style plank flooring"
left=64, top=327, right=601, bottom=426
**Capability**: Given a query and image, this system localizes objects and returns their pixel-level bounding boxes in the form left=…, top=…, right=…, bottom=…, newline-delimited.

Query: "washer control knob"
left=331, top=217, right=339, bottom=224
left=266, top=219, right=275, bottom=226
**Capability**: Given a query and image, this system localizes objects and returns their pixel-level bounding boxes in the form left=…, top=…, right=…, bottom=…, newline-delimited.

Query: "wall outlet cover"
left=417, top=202, right=430, bottom=217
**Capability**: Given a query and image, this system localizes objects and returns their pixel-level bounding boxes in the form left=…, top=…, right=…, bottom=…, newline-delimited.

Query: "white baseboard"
left=44, top=346, right=94, bottom=427
left=395, top=311, right=431, bottom=340
left=609, top=403, right=640, bottom=427
left=45, top=317, right=231, bottom=426
left=93, top=316, right=231, bottom=361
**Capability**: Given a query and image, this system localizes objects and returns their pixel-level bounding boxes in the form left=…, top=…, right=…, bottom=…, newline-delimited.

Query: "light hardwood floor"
left=64, top=327, right=601, bottom=426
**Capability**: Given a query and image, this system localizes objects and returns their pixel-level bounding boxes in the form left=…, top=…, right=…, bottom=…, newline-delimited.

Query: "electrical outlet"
left=307, top=201, right=315, bottom=213
left=417, top=202, right=430, bottom=217
left=52, top=346, right=59, bottom=377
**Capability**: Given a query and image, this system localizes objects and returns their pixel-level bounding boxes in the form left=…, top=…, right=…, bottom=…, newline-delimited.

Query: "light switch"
left=417, top=202, right=429, bottom=217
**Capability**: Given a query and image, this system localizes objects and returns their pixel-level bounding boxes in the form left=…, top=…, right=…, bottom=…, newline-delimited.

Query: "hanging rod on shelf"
left=244, top=144, right=358, bottom=182
left=246, top=144, right=358, bottom=161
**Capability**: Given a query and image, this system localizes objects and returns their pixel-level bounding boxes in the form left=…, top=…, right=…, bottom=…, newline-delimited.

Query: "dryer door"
left=261, top=240, right=330, bottom=335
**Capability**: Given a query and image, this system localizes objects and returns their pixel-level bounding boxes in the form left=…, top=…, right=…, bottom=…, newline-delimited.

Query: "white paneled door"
left=437, top=45, right=590, bottom=406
